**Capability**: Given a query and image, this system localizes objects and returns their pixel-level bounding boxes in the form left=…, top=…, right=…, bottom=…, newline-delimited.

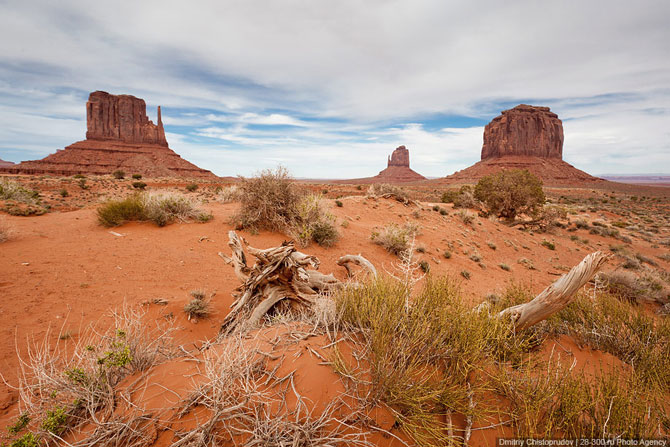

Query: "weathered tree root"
left=219, top=231, right=608, bottom=334
left=498, top=251, right=610, bottom=330
left=218, top=231, right=375, bottom=335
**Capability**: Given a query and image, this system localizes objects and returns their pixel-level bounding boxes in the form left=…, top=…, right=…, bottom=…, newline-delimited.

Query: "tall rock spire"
left=157, top=105, right=167, bottom=146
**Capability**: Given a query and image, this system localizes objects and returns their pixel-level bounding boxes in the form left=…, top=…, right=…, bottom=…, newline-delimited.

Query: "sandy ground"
left=0, top=176, right=669, bottom=445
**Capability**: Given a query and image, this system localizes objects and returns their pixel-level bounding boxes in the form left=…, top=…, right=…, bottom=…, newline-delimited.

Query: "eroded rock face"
left=1, top=91, right=215, bottom=178
left=481, top=105, right=563, bottom=160
left=387, top=145, right=410, bottom=167
left=0, top=158, right=14, bottom=168
left=86, top=91, right=167, bottom=146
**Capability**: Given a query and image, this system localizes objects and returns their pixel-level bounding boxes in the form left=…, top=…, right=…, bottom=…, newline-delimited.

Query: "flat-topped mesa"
left=481, top=104, right=563, bottom=160
left=86, top=91, right=168, bottom=146
left=387, top=145, right=410, bottom=168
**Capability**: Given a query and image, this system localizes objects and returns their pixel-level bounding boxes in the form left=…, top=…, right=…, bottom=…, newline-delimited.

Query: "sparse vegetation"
left=370, top=222, right=420, bottom=256
left=474, top=169, right=545, bottom=219
left=335, top=199, right=343, bottom=207
left=97, top=192, right=212, bottom=227
left=366, top=183, right=410, bottom=203
left=0, top=179, right=40, bottom=203
left=541, top=240, right=556, bottom=250
left=131, top=181, right=147, bottom=190
left=112, top=170, right=125, bottom=179
left=58, top=188, right=68, bottom=197
left=132, top=174, right=142, bottom=180
left=184, top=298, right=211, bottom=320
left=185, top=183, right=198, bottom=192
left=233, top=167, right=338, bottom=247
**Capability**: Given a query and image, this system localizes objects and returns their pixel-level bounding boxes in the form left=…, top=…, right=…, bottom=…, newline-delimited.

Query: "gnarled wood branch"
left=219, top=231, right=375, bottom=335
left=498, top=251, right=610, bottom=330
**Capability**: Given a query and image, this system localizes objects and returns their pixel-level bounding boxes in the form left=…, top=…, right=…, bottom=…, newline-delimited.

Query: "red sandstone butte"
left=436, top=105, right=602, bottom=186
left=2, top=91, right=216, bottom=179
left=0, top=158, right=14, bottom=168
left=337, top=145, right=427, bottom=184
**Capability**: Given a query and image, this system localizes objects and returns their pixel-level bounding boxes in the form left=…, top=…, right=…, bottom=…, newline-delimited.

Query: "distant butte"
left=1, top=91, right=216, bottom=179
left=437, top=104, right=602, bottom=186
left=337, top=145, right=426, bottom=184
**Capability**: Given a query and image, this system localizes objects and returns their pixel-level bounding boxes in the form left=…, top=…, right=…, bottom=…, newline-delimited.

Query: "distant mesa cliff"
left=437, top=104, right=601, bottom=186
left=481, top=105, right=563, bottom=160
left=0, top=158, right=14, bottom=168
left=2, top=91, right=215, bottom=178
left=86, top=91, right=168, bottom=146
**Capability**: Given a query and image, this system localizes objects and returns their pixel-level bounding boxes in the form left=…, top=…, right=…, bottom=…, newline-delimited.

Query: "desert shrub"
left=474, top=169, right=545, bottom=219
left=132, top=174, right=142, bottom=180
left=601, top=270, right=669, bottom=304
left=334, top=276, right=536, bottom=445
left=185, top=183, right=198, bottom=192
left=233, top=167, right=302, bottom=232
left=589, top=225, right=620, bottom=239
left=97, top=192, right=211, bottom=227
left=8, top=413, right=30, bottom=434
left=574, top=219, right=590, bottom=229
left=58, top=189, right=68, bottom=197
left=499, top=263, right=511, bottom=271
left=73, top=174, right=86, bottom=179
left=443, top=250, right=452, bottom=259
left=292, top=193, right=339, bottom=247
left=184, top=298, right=211, bottom=319
left=112, top=170, right=125, bottom=179
left=452, top=185, right=479, bottom=209
left=217, top=185, right=241, bottom=203
left=132, top=181, right=147, bottom=190
left=541, top=240, right=555, bottom=250
left=418, top=260, right=430, bottom=273
left=9, top=433, right=40, bottom=447
left=461, top=270, right=471, bottom=280
left=78, top=179, right=89, bottom=190
left=0, top=179, right=40, bottom=203
left=366, top=183, right=409, bottom=203
left=0, top=217, right=11, bottom=243
left=440, top=189, right=458, bottom=203
left=370, top=222, right=419, bottom=256
left=335, top=199, right=343, bottom=207
left=96, top=195, right=145, bottom=227
left=458, top=209, right=475, bottom=225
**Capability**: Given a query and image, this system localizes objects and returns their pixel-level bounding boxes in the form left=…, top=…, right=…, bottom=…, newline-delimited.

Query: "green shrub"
left=366, top=183, right=410, bottom=203
left=335, top=200, right=343, bottom=207
left=461, top=270, right=471, bottom=280
left=73, top=174, right=86, bottom=179
left=96, top=195, right=145, bottom=227
left=112, top=170, right=125, bottom=179
left=541, top=240, right=555, bottom=250
left=10, top=432, right=39, bottom=447
left=443, top=250, right=452, bottom=259
left=132, top=174, right=142, bottom=180
left=132, top=181, right=147, bottom=190
left=58, top=189, right=68, bottom=198
left=418, top=260, right=430, bottom=273
left=185, top=183, right=198, bottom=192
left=41, top=406, right=67, bottom=435
left=474, top=169, right=545, bottom=219
left=97, top=192, right=210, bottom=227
left=8, top=413, right=30, bottom=434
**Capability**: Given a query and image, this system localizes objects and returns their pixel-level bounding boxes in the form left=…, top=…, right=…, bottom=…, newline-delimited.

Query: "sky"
left=0, top=0, right=668, bottom=178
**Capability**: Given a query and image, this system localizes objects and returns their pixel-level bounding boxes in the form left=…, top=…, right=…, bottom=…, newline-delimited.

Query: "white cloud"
left=0, top=0, right=668, bottom=175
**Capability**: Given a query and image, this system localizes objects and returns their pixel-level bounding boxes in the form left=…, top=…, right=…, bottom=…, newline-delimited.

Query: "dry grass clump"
left=217, top=185, right=241, bottom=203
left=495, top=357, right=665, bottom=438
left=97, top=191, right=212, bottom=227
left=332, top=276, right=670, bottom=444
left=0, top=216, right=12, bottom=242
left=0, top=178, right=40, bottom=203
left=184, top=297, right=211, bottom=320
left=233, top=167, right=338, bottom=247
left=4, top=306, right=175, bottom=445
left=334, top=277, right=538, bottom=446
left=366, top=183, right=410, bottom=203
left=601, top=270, right=669, bottom=304
left=370, top=222, right=420, bottom=256
left=175, top=335, right=372, bottom=447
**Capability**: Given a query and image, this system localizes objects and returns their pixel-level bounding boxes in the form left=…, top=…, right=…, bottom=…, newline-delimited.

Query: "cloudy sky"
left=1, top=0, right=668, bottom=178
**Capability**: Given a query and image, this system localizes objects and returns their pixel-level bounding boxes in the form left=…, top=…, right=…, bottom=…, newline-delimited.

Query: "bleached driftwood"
left=220, top=231, right=608, bottom=334
left=498, top=251, right=610, bottom=330
left=218, top=231, right=375, bottom=335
